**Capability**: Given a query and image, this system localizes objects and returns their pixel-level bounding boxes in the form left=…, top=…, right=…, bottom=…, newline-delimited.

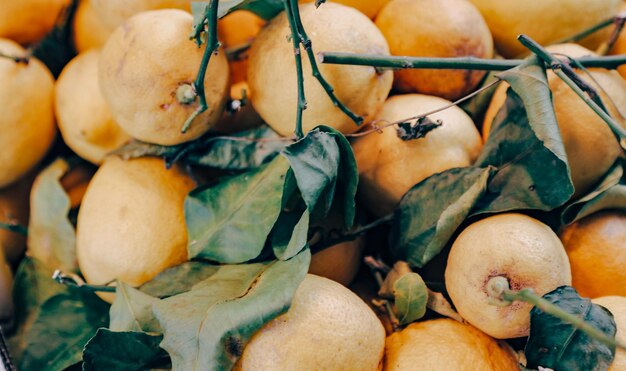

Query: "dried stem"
left=597, top=14, right=626, bottom=55
left=0, top=52, right=29, bottom=64
left=518, top=34, right=626, bottom=148
left=318, top=52, right=626, bottom=71
left=364, top=256, right=400, bottom=331
left=311, top=214, right=393, bottom=253
left=181, top=0, right=220, bottom=134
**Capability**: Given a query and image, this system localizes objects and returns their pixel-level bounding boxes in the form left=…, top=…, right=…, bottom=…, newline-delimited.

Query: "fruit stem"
left=318, top=52, right=626, bottom=71
left=597, top=15, right=626, bottom=55
left=181, top=0, right=220, bottom=134
left=52, top=270, right=116, bottom=293
left=0, top=222, right=27, bottom=236
left=284, top=0, right=307, bottom=138
left=0, top=52, right=29, bottom=64
left=486, top=277, right=626, bottom=350
left=364, top=256, right=400, bottom=331
left=518, top=34, right=626, bottom=149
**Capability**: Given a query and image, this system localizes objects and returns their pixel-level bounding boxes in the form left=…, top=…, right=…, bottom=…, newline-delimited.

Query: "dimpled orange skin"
left=55, top=50, right=131, bottom=164
left=483, top=44, right=626, bottom=199
left=445, top=213, right=572, bottom=339
left=0, top=0, right=70, bottom=45
left=234, top=274, right=386, bottom=370
left=247, top=2, right=393, bottom=136
left=76, top=157, right=195, bottom=303
left=384, top=319, right=519, bottom=370
left=0, top=39, right=56, bottom=188
left=301, top=0, right=389, bottom=18
left=72, top=0, right=114, bottom=53
left=375, top=0, right=493, bottom=101
left=352, top=94, right=483, bottom=216
left=468, top=0, right=621, bottom=58
left=560, top=211, right=626, bottom=298
left=592, top=296, right=626, bottom=371
left=99, top=9, right=230, bottom=146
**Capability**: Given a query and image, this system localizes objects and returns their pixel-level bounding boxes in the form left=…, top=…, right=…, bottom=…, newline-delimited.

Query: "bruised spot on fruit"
left=225, top=335, right=244, bottom=358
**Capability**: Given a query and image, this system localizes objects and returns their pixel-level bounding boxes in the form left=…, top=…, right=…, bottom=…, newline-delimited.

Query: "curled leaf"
left=393, top=273, right=428, bottom=325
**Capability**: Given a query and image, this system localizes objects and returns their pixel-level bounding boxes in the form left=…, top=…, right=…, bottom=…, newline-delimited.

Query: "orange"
left=72, top=0, right=113, bottom=52
left=301, top=0, right=389, bottom=18
left=218, top=11, right=265, bottom=84
left=560, top=210, right=626, bottom=298
left=375, top=0, right=493, bottom=100
left=384, top=318, right=519, bottom=370
left=0, top=0, right=70, bottom=45
left=592, top=296, right=626, bottom=371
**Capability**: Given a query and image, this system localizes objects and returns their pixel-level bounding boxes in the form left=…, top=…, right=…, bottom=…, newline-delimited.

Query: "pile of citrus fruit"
left=1, top=0, right=626, bottom=370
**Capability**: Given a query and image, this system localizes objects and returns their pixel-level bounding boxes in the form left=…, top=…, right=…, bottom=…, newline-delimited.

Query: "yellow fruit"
left=235, top=274, right=385, bottom=370
left=0, top=39, right=56, bottom=188
left=89, top=0, right=192, bottom=30
left=0, top=249, right=12, bottom=325
left=375, top=0, right=493, bottom=100
left=248, top=2, right=393, bottom=136
left=445, top=213, right=572, bottom=339
left=99, top=9, right=230, bottom=145
left=72, top=0, right=114, bottom=53
left=218, top=11, right=265, bottom=84
left=352, top=94, right=483, bottom=216
left=483, top=44, right=626, bottom=198
left=0, top=0, right=70, bottom=45
left=560, top=211, right=626, bottom=298
left=384, top=318, right=519, bottom=370
left=468, top=0, right=621, bottom=58
left=76, top=157, right=195, bottom=302
left=309, top=238, right=364, bottom=287
left=301, top=0, right=389, bottom=18
left=0, top=171, right=34, bottom=265
left=55, top=50, right=131, bottom=164
left=59, top=163, right=96, bottom=209
left=592, top=296, right=626, bottom=371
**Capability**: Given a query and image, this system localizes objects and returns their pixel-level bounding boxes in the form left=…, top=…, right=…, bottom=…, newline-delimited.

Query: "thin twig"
left=364, top=256, right=400, bottom=331
left=597, top=14, right=626, bottom=55
left=289, top=0, right=363, bottom=126
left=284, top=0, right=307, bottom=138
left=311, top=214, right=393, bottom=252
left=318, top=52, right=626, bottom=71
left=346, top=79, right=502, bottom=138
left=52, top=270, right=117, bottom=293
left=518, top=34, right=626, bottom=149
left=181, top=0, right=220, bottom=134
left=553, top=17, right=615, bottom=45
left=0, top=52, right=29, bottom=64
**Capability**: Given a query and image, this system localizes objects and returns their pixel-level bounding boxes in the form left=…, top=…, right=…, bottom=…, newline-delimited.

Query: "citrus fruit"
left=592, top=296, right=626, bottom=371
left=218, top=10, right=265, bottom=84
left=55, top=50, right=131, bottom=164
left=468, top=0, right=621, bottom=58
left=99, top=9, right=230, bottom=146
left=72, top=0, right=113, bottom=53
left=59, top=163, right=96, bottom=209
left=483, top=44, right=626, bottom=198
left=0, top=0, right=70, bottom=45
left=560, top=210, right=626, bottom=298
left=76, top=156, right=195, bottom=302
left=301, top=0, right=389, bottom=18
left=0, top=38, right=56, bottom=188
left=375, top=0, right=493, bottom=100
left=0, top=171, right=34, bottom=265
left=234, top=274, right=385, bottom=370
left=214, top=81, right=264, bottom=133
left=352, top=94, right=483, bottom=216
left=247, top=2, right=393, bottom=136
left=384, top=318, right=519, bottom=370
left=89, top=0, right=192, bottom=30
left=445, top=213, right=572, bottom=339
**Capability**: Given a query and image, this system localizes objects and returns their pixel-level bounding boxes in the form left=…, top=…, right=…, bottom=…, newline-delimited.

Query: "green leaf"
left=460, top=71, right=500, bottom=124
left=19, top=291, right=109, bottom=371
left=525, top=286, right=617, bottom=371
left=82, top=329, right=168, bottom=371
left=561, top=160, right=626, bottom=225
left=27, top=159, right=78, bottom=272
left=393, top=273, right=428, bottom=325
left=139, top=262, right=219, bottom=299
left=192, top=0, right=284, bottom=21
left=109, top=282, right=161, bottom=333
left=7, top=258, right=66, bottom=363
left=281, top=128, right=340, bottom=219
left=390, top=167, right=494, bottom=267
left=320, top=126, right=358, bottom=229
left=114, top=126, right=286, bottom=171
left=271, top=208, right=310, bottom=260
left=185, top=155, right=290, bottom=263
left=152, top=249, right=310, bottom=371
left=476, top=57, right=574, bottom=212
